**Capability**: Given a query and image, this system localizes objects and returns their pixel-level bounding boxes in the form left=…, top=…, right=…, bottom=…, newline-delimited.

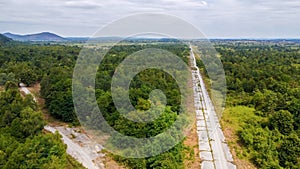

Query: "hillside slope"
left=4, top=32, right=65, bottom=41
left=0, top=33, right=12, bottom=44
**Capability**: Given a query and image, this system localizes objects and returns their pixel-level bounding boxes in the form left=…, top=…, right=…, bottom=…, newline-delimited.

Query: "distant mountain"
left=0, top=33, right=12, bottom=44
left=3, top=32, right=66, bottom=41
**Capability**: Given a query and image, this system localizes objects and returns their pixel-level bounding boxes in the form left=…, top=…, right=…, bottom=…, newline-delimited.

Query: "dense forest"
left=0, top=77, right=86, bottom=168
left=73, top=43, right=194, bottom=168
left=0, top=41, right=195, bottom=168
left=197, top=40, right=300, bottom=168
left=1, top=38, right=299, bottom=168
left=0, top=42, right=84, bottom=168
left=0, top=43, right=80, bottom=123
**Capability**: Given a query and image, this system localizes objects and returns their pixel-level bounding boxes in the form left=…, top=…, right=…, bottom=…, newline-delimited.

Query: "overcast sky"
left=1, top=0, right=300, bottom=38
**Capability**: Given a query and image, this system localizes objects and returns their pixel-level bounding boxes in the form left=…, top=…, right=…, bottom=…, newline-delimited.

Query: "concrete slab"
left=214, top=160, right=222, bottom=169
left=201, top=161, right=215, bottom=169
left=197, top=120, right=206, bottom=127
left=197, top=131, right=209, bottom=141
left=196, top=110, right=203, bottom=115
left=204, top=113, right=209, bottom=120
left=200, top=151, right=213, bottom=161
left=207, top=130, right=216, bottom=139
left=199, top=141, right=211, bottom=152
left=196, top=114, right=205, bottom=120
left=214, top=160, right=237, bottom=169
left=227, top=162, right=237, bottom=169
left=222, top=143, right=234, bottom=162
left=197, top=126, right=207, bottom=131
left=218, top=128, right=226, bottom=143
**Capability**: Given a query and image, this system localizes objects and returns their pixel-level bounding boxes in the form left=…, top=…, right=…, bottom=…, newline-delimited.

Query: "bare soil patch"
left=183, top=66, right=201, bottom=168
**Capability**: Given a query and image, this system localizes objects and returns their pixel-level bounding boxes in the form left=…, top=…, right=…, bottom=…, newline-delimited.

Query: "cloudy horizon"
left=1, top=0, right=300, bottom=38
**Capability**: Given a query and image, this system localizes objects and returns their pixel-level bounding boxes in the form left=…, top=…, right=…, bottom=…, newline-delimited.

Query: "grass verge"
left=221, top=106, right=259, bottom=169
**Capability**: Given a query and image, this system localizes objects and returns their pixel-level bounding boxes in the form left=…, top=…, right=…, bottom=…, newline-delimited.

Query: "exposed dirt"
left=23, top=83, right=64, bottom=124
left=27, top=83, right=44, bottom=105
left=45, top=125, right=105, bottom=169
left=183, top=64, right=201, bottom=169
left=19, top=90, right=27, bottom=98
left=184, top=121, right=201, bottom=169
left=103, top=156, right=125, bottom=169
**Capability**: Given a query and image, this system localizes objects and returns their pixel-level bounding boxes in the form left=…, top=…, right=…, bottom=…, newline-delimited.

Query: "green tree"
left=5, top=133, right=67, bottom=169
left=278, top=133, right=300, bottom=168
left=269, top=110, right=294, bottom=135
left=252, top=89, right=279, bottom=114
left=0, top=134, right=19, bottom=168
left=10, top=107, right=44, bottom=139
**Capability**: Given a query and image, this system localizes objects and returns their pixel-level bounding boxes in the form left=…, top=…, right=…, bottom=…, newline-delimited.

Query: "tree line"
left=197, top=41, right=300, bottom=168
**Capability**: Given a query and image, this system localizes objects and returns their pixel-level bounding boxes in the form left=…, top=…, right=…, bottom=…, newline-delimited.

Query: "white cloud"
left=159, top=0, right=208, bottom=7
left=0, top=0, right=300, bottom=38
left=64, top=0, right=102, bottom=9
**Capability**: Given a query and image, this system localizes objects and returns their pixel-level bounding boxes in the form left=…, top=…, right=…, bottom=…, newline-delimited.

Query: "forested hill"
left=0, top=34, right=12, bottom=44
left=3, top=32, right=66, bottom=41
